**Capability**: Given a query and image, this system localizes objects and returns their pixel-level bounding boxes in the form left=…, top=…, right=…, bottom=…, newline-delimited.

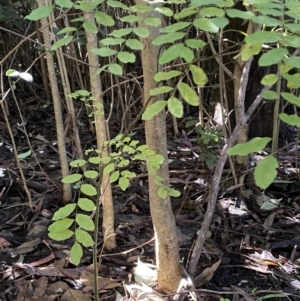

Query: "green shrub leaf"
left=227, top=137, right=271, bottom=156
left=25, top=6, right=54, bottom=20
left=193, top=18, right=219, bottom=33
left=51, top=36, right=73, bottom=50
left=119, top=177, right=130, bottom=191
left=48, top=229, right=74, bottom=241
left=281, top=92, right=300, bottom=106
left=84, top=170, right=99, bottom=179
left=154, top=71, right=182, bottom=82
left=178, top=82, right=199, bottom=106
left=152, top=32, right=185, bottom=46
left=258, top=48, right=288, bottom=66
left=150, top=86, right=173, bottom=96
left=168, top=97, right=183, bottom=118
left=78, top=198, right=95, bottom=211
left=61, top=173, right=82, bottom=184
left=70, top=242, right=83, bottom=265
left=254, top=156, right=278, bottom=189
left=279, top=113, right=300, bottom=126
left=104, top=162, right=115, bottom=174
left=52, top=204, right=76, bottom=220
left=190, top=65, right=208, bottom=86
left=95, top=11, right=115, bottom=26
left=261, top=74, right=278, bottom=86
left=76, top=214, right=95, bottom=231
left=142, top=101, right=167, bottom=120
left=80, top=184, right=98, bottom=196
left=49, top=218, right=74, bottom=232
left=117, top=51, right=136, bottom=63
left=75, top=229, right=94, bottom=247
left=110, top=170, right=120, bottom=183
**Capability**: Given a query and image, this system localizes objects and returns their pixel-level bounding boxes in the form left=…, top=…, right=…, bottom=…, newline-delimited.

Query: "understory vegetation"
left=0, top=0, right=300, bottom=300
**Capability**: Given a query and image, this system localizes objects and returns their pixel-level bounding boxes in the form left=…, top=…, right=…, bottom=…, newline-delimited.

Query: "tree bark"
left=136, top=0, right=181, bottom=293
left=84, top=6, right=116, bottom=250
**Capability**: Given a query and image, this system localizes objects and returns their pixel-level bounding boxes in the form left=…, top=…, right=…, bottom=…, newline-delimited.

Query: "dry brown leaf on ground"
left=80, top=270, right=120, bottom=290
left=33, top=275, right=48, bottom=297
left=61, top=288, right=92, bottom=301
left=194, top=258, right=221, bottom=287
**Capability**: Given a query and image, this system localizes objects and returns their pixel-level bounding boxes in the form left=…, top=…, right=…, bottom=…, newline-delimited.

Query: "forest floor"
left=0, top=99, right=300, bottom=301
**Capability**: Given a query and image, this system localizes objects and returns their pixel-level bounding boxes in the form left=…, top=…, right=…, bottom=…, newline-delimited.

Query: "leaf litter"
left=0, top=104, right=300, bottom=301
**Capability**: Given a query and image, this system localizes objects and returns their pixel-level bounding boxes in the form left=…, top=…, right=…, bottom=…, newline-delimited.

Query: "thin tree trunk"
left=136, top=0, right=181, bottom=293
left=83, top=6, right=116, bottom=250
left=38, top=0, right=72, bottom=203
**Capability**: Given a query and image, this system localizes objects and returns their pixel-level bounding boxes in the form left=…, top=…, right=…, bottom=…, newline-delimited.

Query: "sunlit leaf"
left=78, top=198, right=95, bottom=211
left=70, top=242, right=83, bottom=265
left=48, top=229, right=74, bottom=241
left=160, top=22, right=190, bottom=33
left=168, top=97, right=183, bottom=118
left=49, top=218, right=74, bottom=232
left=154, top=71, right=182, bottom=82
left=51, top=36, right=73, bottom=50
left=80, top=184, right=97, bottom=196
left=279, top=113, right=300, bottom=126
left=152, top=32, right=185, bottom=45
left=103, top=162, right=115, bottom=174
left=254, top=156, right=278, bottom=189
left=75, top=229, right=94, bottom=247
left=108, top=63, right=123, bottom=75
left=259, top=48, right=288, bottom=66
left=119, top=177, right=130, bottom=191
left=117, top=51, right=136, bottom=63
left=76, top=214, right=95, bottom=231
left=178, top=82, right=199, bottom=106
left=190, top=65, right=208, bottom=86
left=52, top=204, right=76, bottom=220
left=261, top=74, right=278, bottom=86
left=110, top=170, right=120, bottom=183
left=25, top=6, right=54, bottom=20
left=193, top=18, right=219, bottom=33
left=82, top=21, right=98, bottom=34
left=95, top=11, right=115, bottom=26
left=62, top=173, right=82, bottom=184
left=227, top=137, right=271, bottom=156
left=142, top=101, right=167, bottom=120
left=150, top=86, right=173, bottom=96
left=281, top=92, right=300, bottom=106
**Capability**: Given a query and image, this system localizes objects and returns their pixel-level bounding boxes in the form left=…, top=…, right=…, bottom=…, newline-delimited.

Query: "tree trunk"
left=84, top=5, right=116, bottom=250
left=136, top=1, right=181, bottom=294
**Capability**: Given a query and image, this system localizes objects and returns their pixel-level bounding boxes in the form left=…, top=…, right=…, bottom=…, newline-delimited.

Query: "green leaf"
left=55, top=0, right=74, bottom=8
left=107, top=0, right=128, bottom=10
left=241, top=43, right=262, bottom=61
left=92, top=47, right=117, bottom=57
left=103, top=162, right=115, bottom=174
left=168, top=188, right=181, bottom=197
left=145, top=17, right=161, bottom=27
left=185, top=39, right=206, bottom=49
left=109, top=28, right=133, bottom=38
left=152, top=32, right=185, bottom=46
left=108, top=63, right=123, bottom=75
left=211, top=17, right=229, bottom=29
left=130, top=5, right=153, bottom=13
left=120, top=15, right=142, bottom=23
left=246, top=31, right=280, bottom=44
left=262, top=90, right=279, bottom=100
left=62, top=173, right=82, bottom=184
left=100, top=37, right=125, bottom=46
left=117, top=159, right=130, bottom=167
left=154, top=7, right=173, bottom=16
left=201, top=7, right=225, bottom=17
left=81, top=184, right=97, bottom=196
left=70, top=242, right=83, bottom=265
left=179, top=46, right=194, bottom=63
left=261, top=74, right=278, bottom=86
left=25, top=6, right=54, bottom=20
left=70, top=159, right=87, bottom=167
left=121, top=170, right=136, bottom=178
left=95, top=11, right=115, bottom=26
left=154, top=70, right=182, bottom=82
left=76, top=214, right=95, bottom=231
left=119, top=177, right=130, bottom=191
left=252, top=15, right=282, bottom=27
left=110, top=170, right=120, bottom=183
left=125, top=39, right=143, bottom=50
left=48, top=229, right=74, bottom=241
left=82, top=21, right=98, bottom=34
left=258, top=48, right=288, bottom=67
left=52, top=204, right=76, bottom=220
left=281, top=92, right=300, bottom=106
left=227, top=137, right=271, bottom=156
left=117, top=51, right=136, bottom=63
left=190, top=65, right=208, bottom=86
left=84, top=170, right=99, bottom=179
left=226, top=9, right=255, bottom=19
left=134, top=27, right=150, bottom=38
left=284, top=56, right=300, bottom=68
left=160, top=22, right=190, bottom=33
left=49, top=218, right=74, bottom=232
left=193, top=18, right=219, bottom=33
left=158, top=187, right=168, bottom=199
left=75, top=229, right=94, bottom=247
left=78, top=198, right=95, bottom=211
left=178, top=82, right=199, bottom=106
left=254, top=156, right=278, bottom=189
left=142, top=101, right=167, bottom=120
left=57, top=26, right=77, bottom=34
left=159, top=44, right=182, bottom=64
left=89, top=157, right=101, bottom=164
left=168, top=97, right=183, bottom=118
left=150, top=86, right=173, bottom=96
left=279, top=113, right=300, bottom=126
left=174, top=8, right=197, bottom=20
left=51, top=36, right=73, bottom=50
left=281, top=73, right=300, bottom=89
